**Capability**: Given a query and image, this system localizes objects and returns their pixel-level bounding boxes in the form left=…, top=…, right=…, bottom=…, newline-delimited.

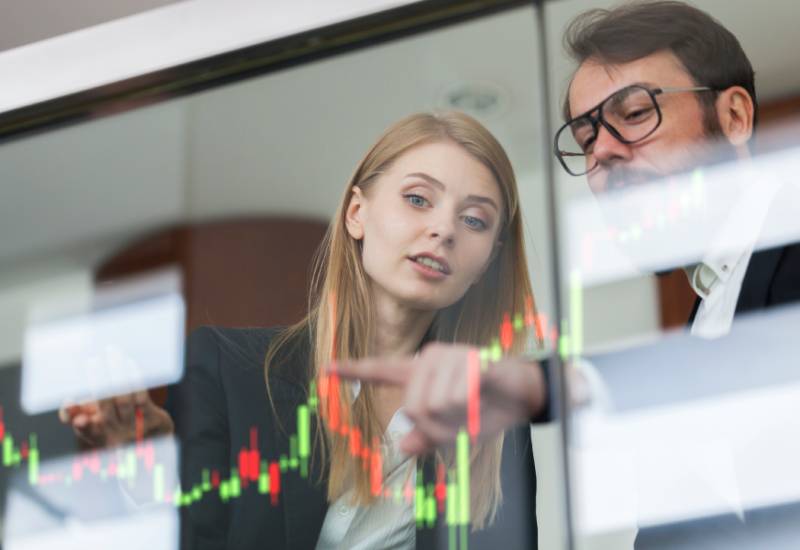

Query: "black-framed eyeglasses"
left=553, top=84, right=717, bottom=176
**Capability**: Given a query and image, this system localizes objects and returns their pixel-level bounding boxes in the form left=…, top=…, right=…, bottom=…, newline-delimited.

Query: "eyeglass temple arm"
left=657, top=85, right=715, bottom=94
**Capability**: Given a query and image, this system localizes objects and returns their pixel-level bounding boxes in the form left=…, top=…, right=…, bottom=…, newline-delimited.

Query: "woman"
left=176, top=111, right=543, bottom=549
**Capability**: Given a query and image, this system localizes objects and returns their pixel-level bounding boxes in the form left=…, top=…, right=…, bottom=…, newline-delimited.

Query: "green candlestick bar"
left=28, top=434, right=39, bottom=485
left=3, top=434, right=13, bottom=467
left=297, top=405, right=310, bottom=477
left=153, top=464, right=165, bottom=502
left=513, top=312, right=524, bottom=332
left=307, top=382, right=318, bottom=411
left=425, top=484, right=436, bottom=528
left=258, top=460, right=270, bottom=494
left=490, top=339, right=502, bottom=362
left=230, top=468, right=241, bottom=498
left=457, top=430, right=469, bottom=527
left=447, top=477, right=458, bottom=550
left=289, top=436, right=299, bottom=470
left=201, top=468, right=211, bottom=492
left=415, top=469, right=425, bottom=527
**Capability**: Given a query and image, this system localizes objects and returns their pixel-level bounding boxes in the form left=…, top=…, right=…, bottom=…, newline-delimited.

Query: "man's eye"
left=624, top=106, right=655, bottom=122
left=463, top=216, right=487, bottom=230
left=405, top=194, right=429, bottom=207
left=573, top=130, right=595, bottom=152
left=581, top=135, right=596, bottom=152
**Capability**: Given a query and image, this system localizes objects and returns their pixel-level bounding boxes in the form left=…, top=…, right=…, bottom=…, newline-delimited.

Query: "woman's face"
left=345, top=140, right=504, bottom=311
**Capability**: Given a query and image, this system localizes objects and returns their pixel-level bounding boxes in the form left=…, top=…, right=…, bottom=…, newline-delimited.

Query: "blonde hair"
left=264, top=111, right=537, bottom=529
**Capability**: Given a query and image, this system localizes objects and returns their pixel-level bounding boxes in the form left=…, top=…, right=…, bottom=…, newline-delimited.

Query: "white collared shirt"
left=315, top=381, right=416, bottom=550
left=687, top=171, right=780, bottom=338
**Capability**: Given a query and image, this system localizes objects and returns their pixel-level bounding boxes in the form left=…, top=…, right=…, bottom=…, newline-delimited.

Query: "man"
left=554, top=0, right=800, bottom=338
left=554, top=1, right=800, bottom=547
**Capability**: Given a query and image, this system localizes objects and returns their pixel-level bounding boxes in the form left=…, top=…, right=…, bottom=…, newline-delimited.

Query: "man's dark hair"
left=562, top=0, right=758, bottom=134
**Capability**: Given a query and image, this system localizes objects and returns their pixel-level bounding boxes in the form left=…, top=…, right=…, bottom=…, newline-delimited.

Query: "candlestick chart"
left=1, top=286, right=586, bottom=550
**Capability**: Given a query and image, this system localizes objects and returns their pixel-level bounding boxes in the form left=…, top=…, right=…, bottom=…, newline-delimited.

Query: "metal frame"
left=0, top=0, right=528, bottom=144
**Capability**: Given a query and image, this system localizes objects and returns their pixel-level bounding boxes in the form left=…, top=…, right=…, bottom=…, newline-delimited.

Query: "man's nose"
left=592, top=124, right=633, bottom=167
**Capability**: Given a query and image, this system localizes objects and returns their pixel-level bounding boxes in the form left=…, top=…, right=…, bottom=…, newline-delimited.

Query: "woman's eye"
left=463, top=216, right=487, bottom=231
left=404, top=194, right=429, bottom=208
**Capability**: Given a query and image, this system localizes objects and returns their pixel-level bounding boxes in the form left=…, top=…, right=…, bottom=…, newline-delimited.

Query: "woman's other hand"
left=58, top=390, right=174, bottom=448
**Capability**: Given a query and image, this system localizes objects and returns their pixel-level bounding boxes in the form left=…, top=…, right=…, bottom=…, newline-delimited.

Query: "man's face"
left=568, top=50, right=724, bottom=195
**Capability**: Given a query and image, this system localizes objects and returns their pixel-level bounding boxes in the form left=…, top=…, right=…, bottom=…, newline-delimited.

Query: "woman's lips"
left=408, top=257, right=448, bottom=280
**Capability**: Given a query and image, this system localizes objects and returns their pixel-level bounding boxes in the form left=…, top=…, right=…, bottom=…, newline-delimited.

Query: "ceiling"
left=0, top=0, right=185, bottom=52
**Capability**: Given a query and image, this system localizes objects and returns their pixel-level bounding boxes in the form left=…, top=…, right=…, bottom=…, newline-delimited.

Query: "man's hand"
left=58, top=390, right=174, bottom=449
left=330, top=342, right=547, bottom=455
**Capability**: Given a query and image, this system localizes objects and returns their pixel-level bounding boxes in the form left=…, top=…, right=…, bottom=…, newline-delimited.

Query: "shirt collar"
left=685, top=162, right=780, bottom=300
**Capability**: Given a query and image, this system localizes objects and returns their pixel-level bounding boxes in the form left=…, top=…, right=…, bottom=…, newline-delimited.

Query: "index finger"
left=328, top=357, right=414, bottom=386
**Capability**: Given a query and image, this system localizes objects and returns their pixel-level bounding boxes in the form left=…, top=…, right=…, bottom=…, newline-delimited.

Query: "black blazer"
left=176, top=326, right=539, bottom=550
left=736, top=242, right=800, bottom=314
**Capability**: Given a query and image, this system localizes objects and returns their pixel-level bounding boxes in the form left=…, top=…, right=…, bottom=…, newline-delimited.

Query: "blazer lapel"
left=736, top=247, right=783, bottom=314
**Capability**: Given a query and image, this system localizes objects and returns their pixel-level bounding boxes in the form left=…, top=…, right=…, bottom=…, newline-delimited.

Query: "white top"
left=315, top=381, right=416, bottom=550
left=687, top=173, right=781, bottom=339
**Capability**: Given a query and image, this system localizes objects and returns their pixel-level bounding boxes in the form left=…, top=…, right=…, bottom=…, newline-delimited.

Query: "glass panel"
left=0, top=5, right=562, bottom=549
left=547, top=1, right=800, bottom=549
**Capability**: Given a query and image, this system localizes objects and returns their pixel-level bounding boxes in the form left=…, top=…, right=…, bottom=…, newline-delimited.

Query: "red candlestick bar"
left=327, top=373, right=340, bottom=432
left=238, top=448, right=250, bottom=488
left=467, top=349, right=480, bottom=443
left=349, top=427, right=361, bottom=457
left=369, top=438, right=382, bottom=497
left=247, top=427, right=260, bottom=482
left=500, top=313, right=513, bottom=351
left=135, top=407, right=144, bottom=443
left=435, top=462, right=446, bottom=513
left=269, top=462, right=280, bottom=506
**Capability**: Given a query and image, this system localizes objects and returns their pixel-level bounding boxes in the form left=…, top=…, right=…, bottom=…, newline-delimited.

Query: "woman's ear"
left=345, top=186, right=366, bottom=240
left=716, top=85, right=754, bottom=148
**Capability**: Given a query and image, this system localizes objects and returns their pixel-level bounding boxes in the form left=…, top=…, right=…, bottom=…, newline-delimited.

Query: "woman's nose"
left=428, top=217, right=456, bottom=247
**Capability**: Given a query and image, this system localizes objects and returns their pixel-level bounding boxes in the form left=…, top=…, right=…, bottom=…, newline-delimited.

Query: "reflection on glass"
left=3, top=435, right=179, bottom=550
left=21, top=269, right=185, bottom=414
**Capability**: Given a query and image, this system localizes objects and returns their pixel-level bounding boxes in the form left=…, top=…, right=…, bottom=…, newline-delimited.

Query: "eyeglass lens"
left=557, top=86, right=660, bottom=176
